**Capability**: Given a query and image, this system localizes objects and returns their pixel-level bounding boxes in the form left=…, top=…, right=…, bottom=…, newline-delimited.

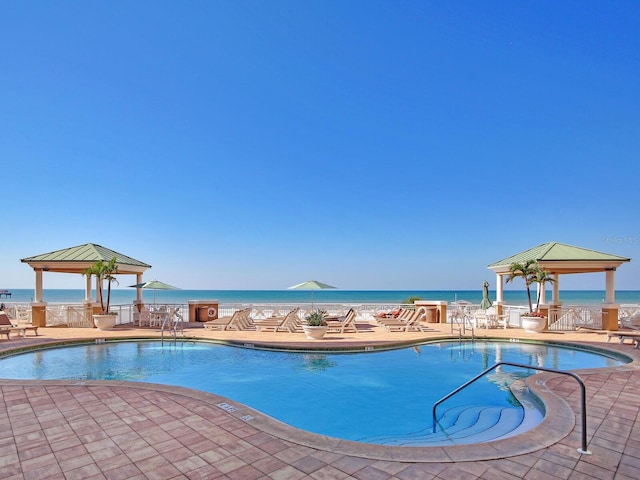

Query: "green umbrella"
left=129, top=280, right=180, bottom=305
left=288, top=280, right=336, bottom=309
left=480, top=280, right=492, bottom=310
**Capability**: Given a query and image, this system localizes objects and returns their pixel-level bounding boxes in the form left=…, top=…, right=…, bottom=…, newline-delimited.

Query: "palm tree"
left=533, top=268, right=555, bottom=312
left=83, top=257, right=119, bottom=314
left=505, top=260, right=538, bottom=313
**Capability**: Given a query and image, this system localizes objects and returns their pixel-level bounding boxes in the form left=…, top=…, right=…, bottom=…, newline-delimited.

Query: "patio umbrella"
left=129, top=280, right=180, bottom=305
left=480, top=280, right=492, bottom=310
left=288, top=280, right=336, bottom=310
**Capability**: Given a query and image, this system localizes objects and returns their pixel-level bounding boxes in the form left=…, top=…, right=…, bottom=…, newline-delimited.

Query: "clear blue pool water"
left=0, top=340, right=626, bottom=445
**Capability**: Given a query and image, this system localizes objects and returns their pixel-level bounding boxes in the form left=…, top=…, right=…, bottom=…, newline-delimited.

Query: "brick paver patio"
left=0, top=323, right=638, bottom=479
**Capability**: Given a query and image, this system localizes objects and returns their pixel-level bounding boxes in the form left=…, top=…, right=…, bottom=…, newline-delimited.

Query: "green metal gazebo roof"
left=21, top=243, right=151, bottom=274
left=488, top=242, right=630, bottom=274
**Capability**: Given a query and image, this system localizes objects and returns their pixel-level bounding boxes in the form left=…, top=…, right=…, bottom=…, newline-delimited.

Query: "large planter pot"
left=521, top=315, right=547, bottom=333
left=302, top=325, right=328, bottom=340
left=93, top=313, right=117, bottom=330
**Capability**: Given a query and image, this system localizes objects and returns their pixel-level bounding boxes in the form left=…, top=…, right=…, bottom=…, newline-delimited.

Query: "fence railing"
left=547, top=306, right=603, bottom=331
left=2, top=301, right=639, bottom=330
left=451, top=303, right=635, bottom=331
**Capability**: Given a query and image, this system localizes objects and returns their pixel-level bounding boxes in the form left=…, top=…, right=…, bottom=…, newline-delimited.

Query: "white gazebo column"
left=133, top=273, right=144, bottom=312
left=84, top=274, right=92, bottom=302
left=31, top=268, right=48, bottom=327
left=136, top=273, right=143, bottom=304
left=605, top=268, right=616, bottom=304
left=552, top=274, right=560, bottom=304
left=602, top=268, right=619, bottom=331
left=495, top=273, right=504, bottom=303
left=35, top=268, right=44, bottom=302
left=542, top=273, right=562, bottom=328
left=495, top=273, right=505, bottom=315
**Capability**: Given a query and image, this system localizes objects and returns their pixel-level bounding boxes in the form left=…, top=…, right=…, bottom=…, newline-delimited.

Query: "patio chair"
left=472, top=311, right=488, bottom=329
left=326, top=309, right=357, bottom=334
left=138, top=309, right=151, bottom=327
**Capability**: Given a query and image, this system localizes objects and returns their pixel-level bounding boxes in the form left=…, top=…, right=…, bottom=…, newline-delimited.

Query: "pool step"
left=362, top=404, right=530, bottom=446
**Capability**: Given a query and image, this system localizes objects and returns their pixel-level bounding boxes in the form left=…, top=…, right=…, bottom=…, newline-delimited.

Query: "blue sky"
left=1, top=1, right=638, bottom=291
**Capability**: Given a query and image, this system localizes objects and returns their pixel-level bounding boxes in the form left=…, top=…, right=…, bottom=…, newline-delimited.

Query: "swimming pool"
left=0, top=340, right=627, bottom=445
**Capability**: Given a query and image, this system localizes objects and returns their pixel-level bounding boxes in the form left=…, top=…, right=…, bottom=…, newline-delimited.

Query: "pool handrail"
left=431, top=361, right=590, bottom=455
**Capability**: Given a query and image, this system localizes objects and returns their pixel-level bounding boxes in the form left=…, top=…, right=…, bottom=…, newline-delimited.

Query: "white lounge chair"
left=255, top=308, right=299, bottom=332
left=380, top=309, right=426, bottom=332
left=326, top=309, right=357, bottom=334
left=0, top=312, right=39, bottom=337
left=204, top=308, right=253, bottom=331
left=277, top=309, right=303, bottom=333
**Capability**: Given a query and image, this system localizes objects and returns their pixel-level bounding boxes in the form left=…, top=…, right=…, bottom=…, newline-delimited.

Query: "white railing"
left=1, top=304, right=33, bottom=323
left=547, top=306, right=603, bottom=331
left=464, top=304, right=613, bottom=331
left=2, top=301, right=637, bottom=331
left=501, top=305, right=529, bottom=328
left=219, top=303, right=400, bottom=321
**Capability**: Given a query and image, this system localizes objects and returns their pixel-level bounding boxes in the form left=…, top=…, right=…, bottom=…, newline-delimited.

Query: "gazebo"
left=488, top=242, right=631, bottom=330
left=21, top=243, right=151, bottom=326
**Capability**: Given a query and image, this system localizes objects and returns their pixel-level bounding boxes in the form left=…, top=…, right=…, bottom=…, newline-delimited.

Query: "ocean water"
left=2, top=289, right=640, bottom=306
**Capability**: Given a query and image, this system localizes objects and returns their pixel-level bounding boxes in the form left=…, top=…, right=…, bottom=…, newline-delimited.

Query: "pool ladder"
left=432, top=361, right=591, bottom=455
left=450, top=311, right=474, bottom=341
left=160, top=308, right=184, bottom=346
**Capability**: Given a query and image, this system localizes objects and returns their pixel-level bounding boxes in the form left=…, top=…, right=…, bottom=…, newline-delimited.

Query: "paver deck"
left=0, top=322, right=639, bottom=479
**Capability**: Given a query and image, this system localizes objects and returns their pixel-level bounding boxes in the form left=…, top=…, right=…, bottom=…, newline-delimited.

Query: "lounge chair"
left=277, top=309, right=303, bottom=333
left=619, top=312, right=640, bottom=330
left=226, top=308, right=256, bottom=331
left=380, top=309, right=426, bottom=332
left=0, top=312, right=39, bottom=337
left=254, top=307, right=299, bottom=332
left=606, top=330, right=640, bottom=348
left=326, top=309, right=357, bottom=334
left=376, top=308, right=414, bottom=327
left=373, top=308, right=404, bottom=324
left=204, top=308, right=252, bottom=331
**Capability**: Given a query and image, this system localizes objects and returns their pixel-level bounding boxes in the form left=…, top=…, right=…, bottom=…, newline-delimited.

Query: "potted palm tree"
left=506, top=260, right=555, bottom=333
left=302, top=309, right=328, bottom=339
left=83, top=257, right=119, bottom=330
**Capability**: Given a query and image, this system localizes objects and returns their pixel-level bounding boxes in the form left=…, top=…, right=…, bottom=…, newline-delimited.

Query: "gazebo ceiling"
left=21, top=243, right=151, bottom=275
left=488, top=242, right=631, bottom=275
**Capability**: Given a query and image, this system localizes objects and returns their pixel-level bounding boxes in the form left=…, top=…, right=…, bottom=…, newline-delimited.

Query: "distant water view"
left=3, top=289, right=640, bottom=306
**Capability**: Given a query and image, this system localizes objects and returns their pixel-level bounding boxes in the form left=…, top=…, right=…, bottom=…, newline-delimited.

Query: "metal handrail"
left=449, top=311, right=474, bottom=340
left=160, top=314, right=176, bottom=346
left=431, top=361, right=590, bottom=454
